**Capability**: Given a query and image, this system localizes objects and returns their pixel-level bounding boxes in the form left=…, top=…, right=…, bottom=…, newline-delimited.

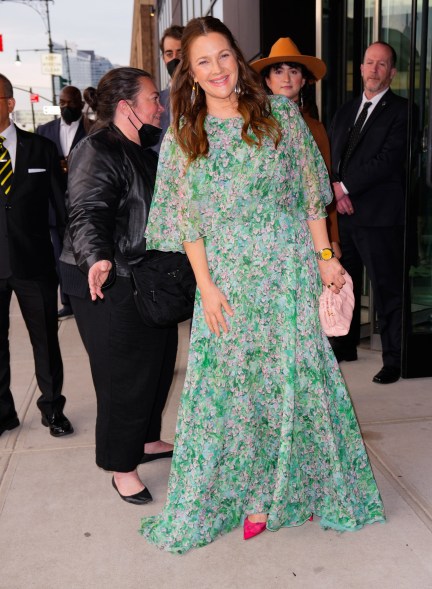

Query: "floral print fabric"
left=139, top=96, right=385, bottom=553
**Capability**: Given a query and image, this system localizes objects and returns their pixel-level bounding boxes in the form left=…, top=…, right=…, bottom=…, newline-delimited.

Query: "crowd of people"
left=1, top=14, right=410, bottom=553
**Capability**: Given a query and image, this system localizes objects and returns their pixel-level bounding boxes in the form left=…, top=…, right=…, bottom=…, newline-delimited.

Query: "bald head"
left=59, top=86, right=84, bottom=125
left=59, top=86, right=83, bottom=108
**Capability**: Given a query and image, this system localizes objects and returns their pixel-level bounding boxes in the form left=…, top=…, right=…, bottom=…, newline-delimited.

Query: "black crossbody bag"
left=128, top=250, right=196, bottom=328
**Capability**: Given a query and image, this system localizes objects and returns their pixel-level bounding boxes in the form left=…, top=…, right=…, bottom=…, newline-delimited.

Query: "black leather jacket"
left=60, top=124, right=158, bottom=278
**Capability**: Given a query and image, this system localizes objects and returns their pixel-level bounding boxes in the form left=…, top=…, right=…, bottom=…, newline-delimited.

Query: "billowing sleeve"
left=145, top=128, right=203, bottom=253
left=273, top=96, right=333, bottom=220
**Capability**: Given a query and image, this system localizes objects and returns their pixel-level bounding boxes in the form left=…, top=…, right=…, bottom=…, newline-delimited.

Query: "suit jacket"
left=36, top=117, right=87, bottom=159
left=0, top=125, right=66, bottom=279
left=37, top=117, right=86, bottom=225
left=328, top=89, right=408, bottom=226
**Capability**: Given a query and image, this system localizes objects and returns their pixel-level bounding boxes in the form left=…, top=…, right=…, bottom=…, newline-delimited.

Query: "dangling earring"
left=191, top=81, right=198, bottom=105
left=234, top=82, right=240, bottom=95
left=299, top=88, right=304, bottom=109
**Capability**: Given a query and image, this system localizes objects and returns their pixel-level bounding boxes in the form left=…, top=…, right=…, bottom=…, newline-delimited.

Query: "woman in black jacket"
left=60, top=67, right=177, bottom=504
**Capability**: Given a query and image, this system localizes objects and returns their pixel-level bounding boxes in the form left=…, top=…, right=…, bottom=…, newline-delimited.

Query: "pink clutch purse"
left=319, top=272, right=355, bottom=337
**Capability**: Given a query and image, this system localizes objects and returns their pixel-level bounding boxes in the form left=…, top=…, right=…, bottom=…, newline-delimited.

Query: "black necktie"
left=340, top=101, right=372, bottom=177
left=0, top=134, right=13, bottom=196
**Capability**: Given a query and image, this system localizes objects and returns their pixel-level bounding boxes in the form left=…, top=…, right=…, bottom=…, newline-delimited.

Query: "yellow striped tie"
left=0, top=134, right=13, bottom=196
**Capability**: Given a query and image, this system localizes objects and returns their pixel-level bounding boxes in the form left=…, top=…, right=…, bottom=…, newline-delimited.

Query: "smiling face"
left=361, top=43, right=396, bottom=98
left=128, top=76, right=164, bottom=128
left=189, top=31, right=239, bottom=113
left=115, top=76, right=164, bottom=144
left=265, top=63, right=306, bottom=102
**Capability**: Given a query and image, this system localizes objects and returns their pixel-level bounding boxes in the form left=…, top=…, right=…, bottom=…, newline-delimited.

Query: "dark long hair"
left=84, top=67, right=152, bottom=131
left=171, top=16, right=281, bottom=163
left=261, top=61, right=319, bottom=120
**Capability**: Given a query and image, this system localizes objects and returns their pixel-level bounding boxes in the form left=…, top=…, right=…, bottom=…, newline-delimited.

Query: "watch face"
left=321, top=248, right=333, bottom=260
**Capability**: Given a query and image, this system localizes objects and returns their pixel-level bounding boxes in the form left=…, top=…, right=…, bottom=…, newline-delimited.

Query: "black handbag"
left=129, top=250, right=196, bottom=328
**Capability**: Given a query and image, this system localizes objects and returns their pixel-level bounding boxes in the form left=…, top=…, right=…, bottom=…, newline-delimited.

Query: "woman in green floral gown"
left=139, top=16, right=385, bottom=553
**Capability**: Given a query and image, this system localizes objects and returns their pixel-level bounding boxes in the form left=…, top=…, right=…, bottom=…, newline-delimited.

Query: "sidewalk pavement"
left=1, top=295, right=432, bottom=589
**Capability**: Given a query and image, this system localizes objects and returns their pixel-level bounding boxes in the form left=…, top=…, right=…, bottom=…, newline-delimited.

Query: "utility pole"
left=43, top=0, right=56, bottom=105
left=0, top=0, right=56, bottom=104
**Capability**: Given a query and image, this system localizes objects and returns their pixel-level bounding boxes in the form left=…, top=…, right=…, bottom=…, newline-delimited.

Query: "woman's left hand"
left=318, top=258, right=346, bottom=294
left=88, top=260, right=113, bottom=301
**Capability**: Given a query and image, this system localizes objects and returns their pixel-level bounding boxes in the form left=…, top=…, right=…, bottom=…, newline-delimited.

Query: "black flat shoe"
left=58, top=306, right=74, bottom=320
left=333, top=347, right=358, bottom=363
left=140, top=450, right=173, bottom=464
left=112, top=477, right=153, bottom=505
left=372, top=366, right=401, bottom=384
left=41, top=411, right=74, bottom=437
left=0, top=416, right=20, bottom=437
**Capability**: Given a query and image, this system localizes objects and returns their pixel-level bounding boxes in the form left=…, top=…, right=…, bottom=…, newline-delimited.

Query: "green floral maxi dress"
left=139, top=96, right=385, bottom=553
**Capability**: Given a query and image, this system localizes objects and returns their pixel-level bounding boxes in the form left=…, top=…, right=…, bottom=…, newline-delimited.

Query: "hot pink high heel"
left=243, top=517, right=267, bottom=540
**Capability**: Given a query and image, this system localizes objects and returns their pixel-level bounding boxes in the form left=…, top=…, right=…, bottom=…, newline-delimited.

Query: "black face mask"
left=166, top=58, right=180, bottom=78
left=128, top=106, right=162, bottom=148
left=61, top=106, right=82, bottom=125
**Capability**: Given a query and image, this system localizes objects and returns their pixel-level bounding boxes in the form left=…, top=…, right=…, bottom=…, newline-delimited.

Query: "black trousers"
left=0, top=274, right=65, bottom=425
left=50, top=225, right=71, bottom=308
left=336, top=216, right=404, bottom=370
left=64, top=267, right=178, bottom=472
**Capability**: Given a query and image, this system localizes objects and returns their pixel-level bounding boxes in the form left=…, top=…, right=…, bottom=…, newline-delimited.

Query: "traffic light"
left=59, top=76, right=69, bottom=89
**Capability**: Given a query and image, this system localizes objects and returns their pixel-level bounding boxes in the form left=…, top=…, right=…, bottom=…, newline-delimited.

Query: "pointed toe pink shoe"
left=243, top=517, right=267, bottom=540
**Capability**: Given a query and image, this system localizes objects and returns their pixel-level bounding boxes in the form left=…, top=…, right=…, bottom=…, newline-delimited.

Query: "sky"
left=0, top=0, right=134, bottom=110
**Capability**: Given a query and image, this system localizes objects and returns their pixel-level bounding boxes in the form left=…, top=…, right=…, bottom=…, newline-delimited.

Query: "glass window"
left=182, top=0, right=188, bottom=22
left=202, top=0, right=212, bottom=14
left=381, top=0, right=412, bottom=98
left=212, top=0, right=223, bottom=20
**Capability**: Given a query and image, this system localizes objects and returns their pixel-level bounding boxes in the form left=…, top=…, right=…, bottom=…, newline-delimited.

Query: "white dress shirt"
left=59, top=117, right=81, bottom=157
left=0, top=121, right=17, bottom=171
left=354, top=87, right=389, bottom=127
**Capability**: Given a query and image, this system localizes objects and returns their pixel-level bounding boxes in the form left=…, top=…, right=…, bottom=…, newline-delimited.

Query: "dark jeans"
left=63, top=265, right=178, bottom=472
left=0, top=274, right=64, bottom=424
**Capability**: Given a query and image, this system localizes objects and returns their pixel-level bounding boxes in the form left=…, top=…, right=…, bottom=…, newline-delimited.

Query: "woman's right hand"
left=88, top=260, right=113, bottom=301
left=199, top=281, right=234, bottom=336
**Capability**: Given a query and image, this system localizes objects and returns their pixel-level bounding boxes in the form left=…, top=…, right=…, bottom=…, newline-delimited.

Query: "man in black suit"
left=37, top=86, right=86, bottom=319
left=329, top=42, right=408, bottom=384
left=153, top=25, right=184, bottom=154
left=0, top=73, right=73, bottom=436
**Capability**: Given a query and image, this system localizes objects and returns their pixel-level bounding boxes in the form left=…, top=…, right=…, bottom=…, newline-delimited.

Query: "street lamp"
left=15, top=47, right=47, bottom=63
left=15, top=46, right=72, bottom=89
left=0, top=0, right=57, bottom=104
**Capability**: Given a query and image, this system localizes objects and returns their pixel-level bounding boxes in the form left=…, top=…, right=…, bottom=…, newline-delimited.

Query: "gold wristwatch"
left=315, top=247, right=335, bottom=261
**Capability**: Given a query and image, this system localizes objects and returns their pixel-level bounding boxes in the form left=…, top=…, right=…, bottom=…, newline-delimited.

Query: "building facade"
left=133, top=0, right=432, bottom=378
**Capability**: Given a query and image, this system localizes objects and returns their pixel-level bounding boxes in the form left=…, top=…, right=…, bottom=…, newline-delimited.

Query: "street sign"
left=30, top=93, right=39, bottom=103
left=41, top=53, right=63, bottom=75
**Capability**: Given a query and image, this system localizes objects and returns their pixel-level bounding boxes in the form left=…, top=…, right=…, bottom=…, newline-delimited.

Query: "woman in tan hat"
left=252, top=38, right=340, bottom=257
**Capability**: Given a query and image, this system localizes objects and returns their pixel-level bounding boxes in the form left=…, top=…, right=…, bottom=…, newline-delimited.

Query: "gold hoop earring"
left=191, top=82, right=198, bottom=105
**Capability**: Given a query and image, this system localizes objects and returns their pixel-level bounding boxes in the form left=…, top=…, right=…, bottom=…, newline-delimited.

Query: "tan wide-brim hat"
left=251, top=37, right=327, bottom=81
